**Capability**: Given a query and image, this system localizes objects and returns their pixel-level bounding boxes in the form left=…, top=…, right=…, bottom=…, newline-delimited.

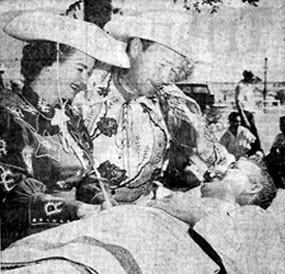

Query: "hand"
left=77, top=202, right=101, bottom=219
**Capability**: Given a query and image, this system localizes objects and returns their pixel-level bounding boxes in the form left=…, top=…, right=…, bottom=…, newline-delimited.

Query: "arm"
left=234, top=83, right=240, bottom=104
left=235, top=83, right=251, bottom=129
left=220, top=131, right=230, bottom=149
left=0, top=106, right=94, bottom=247
left=236, top=100, right=251, bottom=129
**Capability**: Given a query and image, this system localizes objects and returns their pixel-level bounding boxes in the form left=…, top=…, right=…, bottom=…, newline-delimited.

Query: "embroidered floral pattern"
left=0, top=139, right=7, bottom=157
left=98, top=160, right=128, bottom=187
left=0, top=165, right=16, bottom=192
left=96, top=117, right=118, bottom=137
left=96, top=72, right=112, bottom=97
left=97, top=86, right=111, bottom=97
left=38, top=98, right=51, bottom=113
left=22, top=104, right=37, bottom=115
left=6, top=106, right=24, bottom=118
left=21, top=145, right=34, bottom=175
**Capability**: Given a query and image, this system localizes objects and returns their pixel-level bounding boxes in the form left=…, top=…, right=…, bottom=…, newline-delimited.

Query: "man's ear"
left=129, top=37, right=143, bottom=59
left=248, top=181, right=263, bottom=194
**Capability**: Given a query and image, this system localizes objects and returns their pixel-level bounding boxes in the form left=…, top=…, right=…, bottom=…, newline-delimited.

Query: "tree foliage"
left=173, top=0, right=260, bottom=13
left=66, top=0, right=260, bottom=26
left=65, top=0, right=112, bottom=27
left=242, top=0, right=259, bottom=7
left=84, top=0, right=112, bottom=27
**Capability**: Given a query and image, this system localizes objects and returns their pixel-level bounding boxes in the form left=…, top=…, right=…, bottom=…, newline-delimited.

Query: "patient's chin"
left=200, top=184, right=215, bottom=198
left=200, top=183, right=226, bottom=200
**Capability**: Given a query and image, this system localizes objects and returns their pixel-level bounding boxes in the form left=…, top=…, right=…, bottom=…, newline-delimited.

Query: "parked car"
left=176, top=82, right=227, bottom=126
left=175, top=82, right=215, bottom=112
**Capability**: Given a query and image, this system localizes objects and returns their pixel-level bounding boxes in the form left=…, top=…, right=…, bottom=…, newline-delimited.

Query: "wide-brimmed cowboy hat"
left=104, top=11, right=195, bottom=58
left=4, top=11, right=130, bottom=68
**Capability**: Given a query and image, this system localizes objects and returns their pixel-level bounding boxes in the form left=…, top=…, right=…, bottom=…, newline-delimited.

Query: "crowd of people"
left=0, top=3, right=285, bottom=274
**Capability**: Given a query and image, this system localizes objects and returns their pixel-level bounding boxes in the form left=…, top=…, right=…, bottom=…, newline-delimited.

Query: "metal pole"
left=263, top=57, right=268, bottom=101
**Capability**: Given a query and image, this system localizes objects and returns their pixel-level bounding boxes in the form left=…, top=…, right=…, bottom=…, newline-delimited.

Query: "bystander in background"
left=220, top=112, right=256, bottom=160
left=235, top=70, right=263, bottom=156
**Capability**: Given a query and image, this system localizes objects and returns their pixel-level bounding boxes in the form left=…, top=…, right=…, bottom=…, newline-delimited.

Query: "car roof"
left=175, top=82, right=208, bottom=87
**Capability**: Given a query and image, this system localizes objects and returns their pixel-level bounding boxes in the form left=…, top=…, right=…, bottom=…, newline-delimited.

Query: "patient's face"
left=201, top=160, right=260, bottom=204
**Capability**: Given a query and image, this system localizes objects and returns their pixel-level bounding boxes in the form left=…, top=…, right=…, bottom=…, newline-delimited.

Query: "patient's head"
left=201, top=157, right=276, bottom=209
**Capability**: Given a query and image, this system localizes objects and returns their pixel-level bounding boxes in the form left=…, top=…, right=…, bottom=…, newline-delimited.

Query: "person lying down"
left=1, top=157, right=285, bottom=274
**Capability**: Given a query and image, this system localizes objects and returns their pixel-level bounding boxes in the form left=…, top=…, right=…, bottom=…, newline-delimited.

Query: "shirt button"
left=39, top=218, right=43, bottom=222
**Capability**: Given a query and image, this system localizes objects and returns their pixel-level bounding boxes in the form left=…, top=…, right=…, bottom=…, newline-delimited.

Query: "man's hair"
left=239, top=157, right=276, bottom=209
left=228, top=112, right=240, bottom=123
left=279, top=116, right=285, bottom=126
left=125, top=38, right=154, bottom=53
left=242, top=70, right=254, bottom=82
left=126, top=37, right=194, bottom=83
left=21, top=40, right=76, bottom=84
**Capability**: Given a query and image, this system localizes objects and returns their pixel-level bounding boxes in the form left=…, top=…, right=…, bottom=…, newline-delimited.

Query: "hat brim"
left=4, top=11, right=130, bottom=68
left=105, top=13, right=193, bottom=57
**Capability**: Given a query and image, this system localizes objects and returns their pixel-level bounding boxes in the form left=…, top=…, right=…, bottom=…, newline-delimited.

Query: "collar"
left=100, top=72, right=159, bottom=110
left=22, top=85, right=55, bottom=119
left=113, top=71, right=140, bottom=103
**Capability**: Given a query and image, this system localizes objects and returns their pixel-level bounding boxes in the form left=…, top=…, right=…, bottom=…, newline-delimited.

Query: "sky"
left=1, top=0, right=285, bottom=82
left=113, top=0, right=285, bottom=82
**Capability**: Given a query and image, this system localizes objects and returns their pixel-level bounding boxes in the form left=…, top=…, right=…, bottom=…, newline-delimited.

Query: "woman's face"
left=36, top=49, right=95, bottom=105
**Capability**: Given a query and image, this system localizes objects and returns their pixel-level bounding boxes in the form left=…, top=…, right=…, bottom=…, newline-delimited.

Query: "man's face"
left=201, top=160, right=262, bottom=205
left=127, top=40, right=188, bottom=97
left=230, top=116, right=241, bottom=128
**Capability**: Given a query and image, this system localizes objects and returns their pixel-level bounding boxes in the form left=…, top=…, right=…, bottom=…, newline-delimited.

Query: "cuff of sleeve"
left=29, top=193, right=80, bottom=226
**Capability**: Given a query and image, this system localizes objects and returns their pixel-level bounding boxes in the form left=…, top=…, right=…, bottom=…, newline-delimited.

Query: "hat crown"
left=105, top=11, right=196, bottom=58
left=4, top=11, right=130, bottom=68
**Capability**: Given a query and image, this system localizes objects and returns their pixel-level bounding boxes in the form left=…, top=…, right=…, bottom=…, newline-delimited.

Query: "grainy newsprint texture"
left=1, top=0, right=285, bottom=273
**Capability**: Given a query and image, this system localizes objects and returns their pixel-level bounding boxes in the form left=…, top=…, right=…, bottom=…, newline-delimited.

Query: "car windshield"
left=191, top=86, right=209, bottom=94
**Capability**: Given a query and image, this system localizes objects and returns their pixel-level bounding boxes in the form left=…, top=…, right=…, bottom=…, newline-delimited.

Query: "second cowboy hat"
left=4, top=11, right=130, bottom=69
left=104, top=11, right=195, bottom=58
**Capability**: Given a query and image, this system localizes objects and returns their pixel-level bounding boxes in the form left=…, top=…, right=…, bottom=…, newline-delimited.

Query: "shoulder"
left=160, top=84, right=201, bottom=116
left=0, top=89, right=30, bottom=142
left=239, top=125, right=255, bottom=137
left=0, top=88, right=24, bottom=108
left=195, top=204, right=284, bottom=274
left=273, top=133, right=284, bottom=143
left=220, top=129, right=231, bottom=142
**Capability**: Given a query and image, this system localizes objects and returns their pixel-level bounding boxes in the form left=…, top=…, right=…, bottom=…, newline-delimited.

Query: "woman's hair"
left=21, top=40, right=76, bottom=84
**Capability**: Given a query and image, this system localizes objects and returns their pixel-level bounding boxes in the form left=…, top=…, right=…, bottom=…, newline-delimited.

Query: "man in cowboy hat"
left=74, top=12, right=235, bottom=205
left=0, top=11, right=129, bottom=249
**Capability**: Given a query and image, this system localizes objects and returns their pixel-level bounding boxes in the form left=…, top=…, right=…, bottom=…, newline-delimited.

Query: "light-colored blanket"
left=1, top=206, right=219, bottom=274
left=2, top=197, right=285, bottom=274
left=195, top=205, right=285, bottom=274
left=267, top=189, right=285, bottom=242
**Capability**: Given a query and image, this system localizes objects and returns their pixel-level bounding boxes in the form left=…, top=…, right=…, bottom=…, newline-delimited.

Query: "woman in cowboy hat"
left=0, top=11, right=129, bottom=249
